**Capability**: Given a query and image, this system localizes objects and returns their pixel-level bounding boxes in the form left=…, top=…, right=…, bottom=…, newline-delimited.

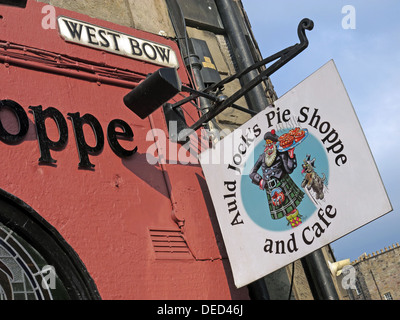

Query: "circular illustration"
left=241, top=128, right=329, bottom=231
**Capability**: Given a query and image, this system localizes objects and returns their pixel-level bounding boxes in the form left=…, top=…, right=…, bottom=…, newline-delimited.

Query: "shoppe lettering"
left=265, top=107, right=348, bottom=166
left=263, top=205, right=337, bottom=254
left=0, top=99, right=137, bottom=169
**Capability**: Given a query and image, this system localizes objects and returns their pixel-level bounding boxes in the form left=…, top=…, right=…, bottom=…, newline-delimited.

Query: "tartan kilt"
left=266, top=174, right=304, bottom=220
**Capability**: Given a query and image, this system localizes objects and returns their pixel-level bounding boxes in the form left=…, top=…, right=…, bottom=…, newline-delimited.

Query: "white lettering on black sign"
left=57, top=16, right=179, bottom=68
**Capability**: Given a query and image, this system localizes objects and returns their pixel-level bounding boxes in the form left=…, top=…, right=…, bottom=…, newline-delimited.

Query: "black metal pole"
left=301, top=249, right=339, bottom=300
left=214, top=0, right=269, bottom=113
left=247, top=278, right=270, bottom=300
left=214, top=0, right=272, bottom=300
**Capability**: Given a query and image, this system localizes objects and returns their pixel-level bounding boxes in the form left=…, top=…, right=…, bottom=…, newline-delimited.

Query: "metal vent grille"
left=149, top=229, right=192, bottom=260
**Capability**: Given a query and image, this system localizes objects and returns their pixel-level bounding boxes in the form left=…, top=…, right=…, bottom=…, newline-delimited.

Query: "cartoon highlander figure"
left=250, top=129, right=306, bottom=228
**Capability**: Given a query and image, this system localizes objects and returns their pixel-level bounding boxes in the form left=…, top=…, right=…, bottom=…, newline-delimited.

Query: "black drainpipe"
left=215, top=0, right=270, bottom=300
left=214, top=0, right=269, bottom=113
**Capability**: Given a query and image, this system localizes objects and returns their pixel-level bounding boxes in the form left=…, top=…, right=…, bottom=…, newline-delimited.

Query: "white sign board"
left=57, top=16, right=179, bottom=68
left=199, top=60, right=392, bottom=288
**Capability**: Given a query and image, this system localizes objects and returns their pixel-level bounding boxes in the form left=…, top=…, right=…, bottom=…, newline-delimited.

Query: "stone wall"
left=350, top=243, right=400, bottom=300
left=37, top=0, right=175, bottom=36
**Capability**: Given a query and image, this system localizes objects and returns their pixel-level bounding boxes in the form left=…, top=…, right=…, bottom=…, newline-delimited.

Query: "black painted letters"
left=0, top=99, right=137, bottom=169
left=29, top=105, right=68, bottom=165
left=68, top=112, right=104, bottom=169
left=0, top=100, right=29, bottom=144
left=107, top=119, right=138, bottom=158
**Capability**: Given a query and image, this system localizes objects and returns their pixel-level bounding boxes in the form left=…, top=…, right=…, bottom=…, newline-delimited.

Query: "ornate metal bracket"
left=165, top=18, right=314, bottom=142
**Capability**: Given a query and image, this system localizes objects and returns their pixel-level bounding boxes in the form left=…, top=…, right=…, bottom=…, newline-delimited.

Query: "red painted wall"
left=0, top=1, right=248, bottom=299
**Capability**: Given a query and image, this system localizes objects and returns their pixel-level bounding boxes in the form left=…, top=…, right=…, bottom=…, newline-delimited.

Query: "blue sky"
left=242, top=0, right=399, bottom=261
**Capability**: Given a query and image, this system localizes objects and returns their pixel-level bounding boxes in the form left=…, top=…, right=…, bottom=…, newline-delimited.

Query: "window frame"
left=0, top=188, right=101, bottom=300
left=383, top=292, right=393, bottom=300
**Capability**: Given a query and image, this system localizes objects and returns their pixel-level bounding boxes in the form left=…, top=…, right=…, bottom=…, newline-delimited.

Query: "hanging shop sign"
left=199, top=60, right=392, bottom=288
left=57, top=16, right=179, bottom=68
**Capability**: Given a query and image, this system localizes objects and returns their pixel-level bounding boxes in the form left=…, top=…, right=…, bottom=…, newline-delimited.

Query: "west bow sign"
left=199, top=61, right=392, bottom=288
left=57, top=16, right=179, bottom=68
